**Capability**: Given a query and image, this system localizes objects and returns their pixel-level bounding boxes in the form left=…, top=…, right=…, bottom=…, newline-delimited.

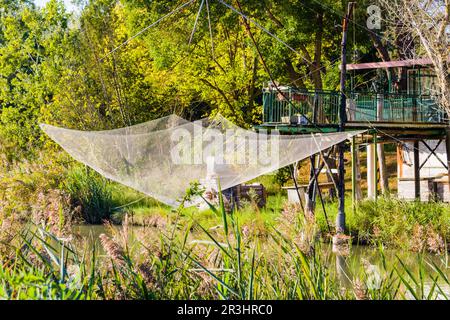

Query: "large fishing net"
left=40, top=115, right=364, bottom=207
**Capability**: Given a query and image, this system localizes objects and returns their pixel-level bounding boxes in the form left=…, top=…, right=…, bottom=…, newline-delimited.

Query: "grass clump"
left=314, top=195, right=450, bottom=253
left=64, top=166, right=113, bottom=224
left=353, top=197, right=450, bottom=253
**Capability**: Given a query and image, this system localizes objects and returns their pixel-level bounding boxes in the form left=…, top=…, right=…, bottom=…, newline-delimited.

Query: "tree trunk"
left=285, top=59, right=307, bottom=89
left=312, top=10, right=324, bottom=90
left=368, top=30, right=392, bottom=82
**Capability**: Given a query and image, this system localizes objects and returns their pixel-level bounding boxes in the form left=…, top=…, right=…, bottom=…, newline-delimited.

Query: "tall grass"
left=65, top=166, right=113, bottom=224
left=314, top=195, right=450, bottom=252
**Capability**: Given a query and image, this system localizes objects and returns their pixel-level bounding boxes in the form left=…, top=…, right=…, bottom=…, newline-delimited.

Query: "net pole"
left=336, top=2, right=355, bottom=234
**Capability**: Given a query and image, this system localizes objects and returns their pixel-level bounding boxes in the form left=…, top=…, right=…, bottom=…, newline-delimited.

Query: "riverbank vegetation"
left=1, top=149, right=450, bottom=253
left=2, top=192, right=450, bottom=300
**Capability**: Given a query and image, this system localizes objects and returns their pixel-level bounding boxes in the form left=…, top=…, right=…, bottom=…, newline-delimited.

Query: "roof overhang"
left=344, top=58, right=433, bottom=71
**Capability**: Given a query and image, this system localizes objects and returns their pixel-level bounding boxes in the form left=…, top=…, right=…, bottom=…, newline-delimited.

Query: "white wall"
left=397, top=140, right=448, bottom=201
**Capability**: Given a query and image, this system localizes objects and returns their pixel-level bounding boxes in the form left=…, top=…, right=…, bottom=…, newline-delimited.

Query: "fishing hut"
left=256, top=58, right=450, bottom=221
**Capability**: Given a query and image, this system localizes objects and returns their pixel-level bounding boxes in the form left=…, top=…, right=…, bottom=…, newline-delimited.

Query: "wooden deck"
left=255, top=121, right=448, bottom=140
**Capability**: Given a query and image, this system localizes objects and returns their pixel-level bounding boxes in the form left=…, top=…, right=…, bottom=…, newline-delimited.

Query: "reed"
left=1, top=187, right=450, bottom=300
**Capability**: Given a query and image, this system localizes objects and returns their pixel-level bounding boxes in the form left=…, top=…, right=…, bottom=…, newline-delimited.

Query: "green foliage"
left=1, top=1, right=449, bottom=301
left=352, top=197, right=450, bottom=251
left=0, top=0, right=70, bottom=160
left=272, top=166, right=292, bottom=187
left=0, top=152, right=67, bottom=220
left=0, top=0, right=381, bottom=165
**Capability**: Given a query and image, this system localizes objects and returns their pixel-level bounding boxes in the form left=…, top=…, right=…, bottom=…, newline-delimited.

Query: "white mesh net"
left=40, top=115, right=364, bottom=207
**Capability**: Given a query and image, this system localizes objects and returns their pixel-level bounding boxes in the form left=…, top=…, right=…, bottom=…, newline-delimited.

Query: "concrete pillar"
left=367, top=143, right=377, bottom=199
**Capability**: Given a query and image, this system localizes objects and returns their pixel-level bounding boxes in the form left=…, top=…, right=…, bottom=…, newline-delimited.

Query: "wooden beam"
left=345, top=58, right=433, bottom=71
left=397, top=144, right=403, bottom=178
left=367, top=143, right=377, bottom=199
left=421, top=140, right=448, bottom=170
left=374, top=132, right=378, bottom=201
left=419, top=140, right=443, bottom=170
left=351, top=136, right=356, bottom=209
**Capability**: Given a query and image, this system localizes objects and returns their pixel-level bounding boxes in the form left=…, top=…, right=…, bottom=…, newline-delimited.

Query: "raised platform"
left=255, top=121, right=448, bottom=140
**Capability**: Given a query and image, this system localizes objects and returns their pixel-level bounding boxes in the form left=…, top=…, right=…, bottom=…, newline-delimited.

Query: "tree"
left=377, top=0, right=450, bottom=114
left=0, top=0, right=69, bottom=162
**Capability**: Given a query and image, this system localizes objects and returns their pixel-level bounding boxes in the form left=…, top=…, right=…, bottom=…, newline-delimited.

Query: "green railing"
left=349, top=92, right=446, bottom=123
left=262, top=88, right=340, bottom=124
left=262, top=88, right=447, bottom=124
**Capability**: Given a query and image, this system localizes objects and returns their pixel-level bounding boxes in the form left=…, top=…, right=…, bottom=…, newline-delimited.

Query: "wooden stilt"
left=445, top=129, right=450, bottom=190
left=289, top=164, right=305, bottom=213
left=355, top=145, right=362, bottom=200
left=305, top=155, right=318, bottom=217
left=413, top=140, right=420, bottom=200
left=377, top=144, right=389, bottom=194
left=335, top=2, right=355, bottom=235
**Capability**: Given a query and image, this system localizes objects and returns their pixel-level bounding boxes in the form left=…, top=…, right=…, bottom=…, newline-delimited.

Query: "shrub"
left=0, top=153, right=67, bottom=221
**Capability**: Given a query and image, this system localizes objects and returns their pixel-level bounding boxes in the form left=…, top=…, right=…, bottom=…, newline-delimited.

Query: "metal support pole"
left=374, top=132, right=378, bottom=202
left=351, top=136, right=357, bottom=212
left=336, top=2, right=355, bottom=234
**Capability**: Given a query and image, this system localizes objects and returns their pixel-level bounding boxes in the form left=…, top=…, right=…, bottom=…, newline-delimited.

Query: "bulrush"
left=332, top=233, right=351, bottom=256
left=99, top=233, right=126, bottom=267
left=353, top=280, right=368, bottom=300
left=410, top=224, right=427, bottom=253
left=145, top=215, right=167, bottom=229
left=280, top=202, right=300, bottom=225
left=426, top=226, right=445, bottom=254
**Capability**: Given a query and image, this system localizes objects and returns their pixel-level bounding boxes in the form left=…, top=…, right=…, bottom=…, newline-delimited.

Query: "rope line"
left=206, top=0, right=215, bottom=59
left=189, top=0, right=206, bottom=45
left=111, top=196, right=147, bottom=211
